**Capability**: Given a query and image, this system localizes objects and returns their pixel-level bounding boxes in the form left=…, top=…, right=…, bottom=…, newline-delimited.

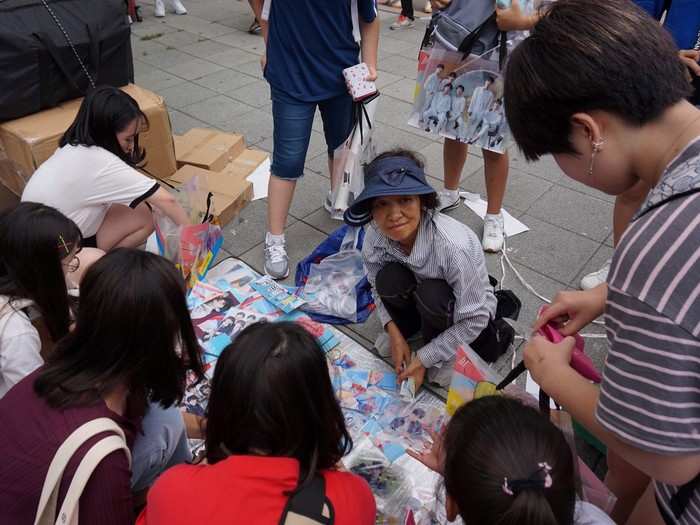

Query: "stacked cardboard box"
left=168, top=128, right=269, bottom=225
left=0, top=86, right=268, bottom=226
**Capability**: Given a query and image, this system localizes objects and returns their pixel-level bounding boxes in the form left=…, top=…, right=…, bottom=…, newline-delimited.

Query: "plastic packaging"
left=301, top=227, right=365, bottom=322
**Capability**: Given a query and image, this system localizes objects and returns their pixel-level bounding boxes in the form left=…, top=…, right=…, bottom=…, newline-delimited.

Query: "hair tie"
left=502, top=462, right=553, bottom=497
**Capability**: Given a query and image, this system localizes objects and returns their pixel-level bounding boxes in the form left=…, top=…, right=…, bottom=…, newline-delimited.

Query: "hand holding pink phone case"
left=537, top=306, right=602, bottom=383
left=342, top=63, right=378, bottom=101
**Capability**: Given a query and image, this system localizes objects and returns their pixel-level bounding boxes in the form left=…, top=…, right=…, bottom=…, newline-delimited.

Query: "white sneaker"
left=384, top=0, right=401, bottom=6
left=580, top=259, right=611, bottom=290
left=391, top=15, right=415, bottom=29
left=323, top=191, right=333, bottom=213
left=482, top=213, right=505, bottom=252
left=264, top=233, right=289, bottom=280
left=437, top=189, right=461, bottom=212
left=171, top=0, right=187, bottom=15
left=154, top=0, right=165, bottom=17
left=424, top=1, right=432, bottom=13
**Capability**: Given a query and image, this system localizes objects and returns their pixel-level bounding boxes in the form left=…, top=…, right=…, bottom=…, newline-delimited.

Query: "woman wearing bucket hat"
left=345, top=149, right=501, bottom=391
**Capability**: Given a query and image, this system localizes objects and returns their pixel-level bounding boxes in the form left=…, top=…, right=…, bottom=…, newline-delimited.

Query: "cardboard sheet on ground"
left=461, top=193, right=529, bottom=237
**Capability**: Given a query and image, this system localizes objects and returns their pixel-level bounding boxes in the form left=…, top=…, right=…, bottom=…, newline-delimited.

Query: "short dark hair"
left=504, top=0, right=691, bottom=161
left=0, top=203, right=81, bottom=341
left=60, top=85, right=149, bottom=166
left=437, top=64, right=445, bottom=69
left=34, top=249, right=204, bottom=409
left=204, top=322, right=351, bottom=488
left=365, top=148, right=439, bottom=211
left=443, top=396, right=576, bottom=525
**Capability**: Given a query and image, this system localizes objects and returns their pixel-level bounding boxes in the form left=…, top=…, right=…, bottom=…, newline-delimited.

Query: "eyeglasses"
left=57, top=235, right=81, bottom=274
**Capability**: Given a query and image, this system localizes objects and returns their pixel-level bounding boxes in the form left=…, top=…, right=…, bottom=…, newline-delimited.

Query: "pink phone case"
left=537, top=306, right=602, bottom=383
left=342, top=63, right=378, bottom=101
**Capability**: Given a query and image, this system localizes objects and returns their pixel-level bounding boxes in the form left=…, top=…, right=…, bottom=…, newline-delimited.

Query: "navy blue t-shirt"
left=265, top=0, right=377, bottom=102
left=633, top=0, right=700, bottom=49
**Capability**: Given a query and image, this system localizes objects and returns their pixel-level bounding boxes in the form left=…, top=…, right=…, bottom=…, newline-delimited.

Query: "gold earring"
left=588, top=139, right=604, bottom=177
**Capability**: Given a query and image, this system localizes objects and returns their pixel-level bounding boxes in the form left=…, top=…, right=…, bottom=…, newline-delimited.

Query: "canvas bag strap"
left=33, top=418, right=131, bottom=525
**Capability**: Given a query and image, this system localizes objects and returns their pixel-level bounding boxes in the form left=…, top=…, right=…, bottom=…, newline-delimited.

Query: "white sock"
left=443, top=188, right=459, bottom=200
left=485, top=212, right=503, bottom=221
left=266, top=232, right=285, bottom=244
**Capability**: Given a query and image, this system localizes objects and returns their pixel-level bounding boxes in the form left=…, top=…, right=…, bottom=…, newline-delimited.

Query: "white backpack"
left=33, top=418, right=131, bottom=525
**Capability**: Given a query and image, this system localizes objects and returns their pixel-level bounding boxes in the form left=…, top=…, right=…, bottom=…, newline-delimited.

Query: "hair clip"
left=58, top=235, right=70, bottom=255
left=502, top=462, right=554, bottom=497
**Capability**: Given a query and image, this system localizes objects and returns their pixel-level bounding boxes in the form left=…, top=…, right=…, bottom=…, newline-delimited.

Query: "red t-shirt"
left=136, top=455, right=376, bottom=525
left=0, top=369, right=137, bottom=525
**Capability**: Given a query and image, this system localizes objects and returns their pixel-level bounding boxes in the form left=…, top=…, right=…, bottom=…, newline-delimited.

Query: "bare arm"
left=526, top=337, right=700, bottom=486
left=360, top=16, right=379, bottom=80
left=146, top=187, right=190, bottom=226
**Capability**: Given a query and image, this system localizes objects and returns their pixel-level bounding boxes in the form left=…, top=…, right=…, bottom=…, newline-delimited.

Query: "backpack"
left=279, top=476, right=334, bottom=525
left=430, top=0, right=506, bottom=60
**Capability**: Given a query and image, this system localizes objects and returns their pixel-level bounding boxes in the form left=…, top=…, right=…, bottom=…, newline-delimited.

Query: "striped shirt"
left=362, top=212, right=497, bottom=368
left=597, top=136, right=700, bottom=525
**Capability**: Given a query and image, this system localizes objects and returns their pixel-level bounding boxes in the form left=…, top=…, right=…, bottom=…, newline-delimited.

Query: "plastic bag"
left=295, top=225, right=374, bottom=325
left=301, top=227, right=364, bottom=322
left=445, top=345, right=501, bottom=416
left=153, top=176, right=223, bottom=288
left=329, top=95, right=379, bottom=220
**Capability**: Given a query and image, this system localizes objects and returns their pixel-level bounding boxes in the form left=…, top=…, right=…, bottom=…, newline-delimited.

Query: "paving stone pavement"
left=129, top=0, right=612, bottom=378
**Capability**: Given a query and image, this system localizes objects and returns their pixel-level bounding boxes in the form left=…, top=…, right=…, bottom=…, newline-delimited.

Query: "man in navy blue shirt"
left=250, top=0, right=379, bottom=279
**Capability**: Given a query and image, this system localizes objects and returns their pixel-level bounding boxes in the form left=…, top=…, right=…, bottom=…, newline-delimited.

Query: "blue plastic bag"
left=295, top=225, right=374, bottom=325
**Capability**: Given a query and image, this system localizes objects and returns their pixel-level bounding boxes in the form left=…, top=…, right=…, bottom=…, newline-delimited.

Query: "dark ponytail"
left=443, top=396, right=576, bottom=525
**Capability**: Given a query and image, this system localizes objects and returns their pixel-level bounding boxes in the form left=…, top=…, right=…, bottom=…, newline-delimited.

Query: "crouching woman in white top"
left=344, top=149, right=509, bottom=391
left=22, top=86, right=190, bottom=250
left=0, top=202, right=102, bottom=397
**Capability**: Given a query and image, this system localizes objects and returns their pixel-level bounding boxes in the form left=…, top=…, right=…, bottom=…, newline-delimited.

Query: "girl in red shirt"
left=138, top=321, right=376, bottom=525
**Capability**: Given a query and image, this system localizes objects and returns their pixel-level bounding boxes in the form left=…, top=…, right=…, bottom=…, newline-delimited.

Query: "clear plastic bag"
left=300, top=227, right=365, bottom=322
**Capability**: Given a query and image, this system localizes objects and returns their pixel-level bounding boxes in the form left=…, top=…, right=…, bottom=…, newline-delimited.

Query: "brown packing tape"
left=173, top=128, right=245, bottom=172
left=0, top=84, right=177, bottom=182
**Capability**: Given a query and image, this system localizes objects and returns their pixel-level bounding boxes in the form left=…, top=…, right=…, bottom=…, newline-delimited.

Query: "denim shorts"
left=270, top=85, right=353, bottom=180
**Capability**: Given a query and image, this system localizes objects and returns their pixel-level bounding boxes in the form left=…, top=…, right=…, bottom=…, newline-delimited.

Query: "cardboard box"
left=168, top=164, right=253, bottom=226
left=0, top=84, right=177, bottom=194
left=174, top=128, right=245, bottom=172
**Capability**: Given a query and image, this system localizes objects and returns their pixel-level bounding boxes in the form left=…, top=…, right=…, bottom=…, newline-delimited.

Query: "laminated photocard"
left=333, top=353, right=357, bottom=370
left=251, top=275, right=306, bottom=314
left=369, top=370, right=399, bottom=392
left=280, top=311, right=340, bottom=353
left=191, top=292, right=240, bottom=342
left=201, top=306, right=275, bottom=359
left=343, top=409, right=371, bottom=439
left=182, top=370, right=212, bottom=416
left=187, top=280, right=225, bottom=310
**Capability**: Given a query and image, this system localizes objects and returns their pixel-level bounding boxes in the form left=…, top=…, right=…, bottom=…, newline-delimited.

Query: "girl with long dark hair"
left=22, top=86, right=190, bottom=251
left=0, top=249, right=204, bottom=524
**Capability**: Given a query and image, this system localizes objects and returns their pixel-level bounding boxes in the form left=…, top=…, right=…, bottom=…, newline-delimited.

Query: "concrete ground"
left=125, top=0, right=611, bottom=376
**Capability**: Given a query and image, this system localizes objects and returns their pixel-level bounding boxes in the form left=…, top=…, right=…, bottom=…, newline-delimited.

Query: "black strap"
left=458, top=11, right=497, bottom=54
left=669, top=472, right=700, bottom=519
left=278, top=476, right=333, bottom=525
left=495, top=360, right=555, bottom=418
left=32, top=32, right=83, bottom=93
left=498, top=30, right=508, bottom=71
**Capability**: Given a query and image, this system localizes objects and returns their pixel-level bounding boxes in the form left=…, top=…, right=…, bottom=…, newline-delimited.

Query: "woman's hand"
left=533, top=285, right=607, bottom=336
left=496, top=0, right=537, bottom=31
left=365, top=64, right=378, bottom=82
left=398, top=355, right=427, bottom=391
left=680, top=50, right=700, bottom=76
left=260, top=53, right=267, bottom=73
left=430, top=0, right=451, bottom=10
left=523, top=334, right=576, bottom=394
left=407, top=428, right=445, bottom=474
left=386, top=322, right=411, bottom=373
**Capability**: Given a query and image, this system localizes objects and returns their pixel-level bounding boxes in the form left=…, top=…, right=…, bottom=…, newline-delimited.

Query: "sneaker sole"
left=439, top=199, right=461, bottom=213
left=264, top=268, right=289, bottom=280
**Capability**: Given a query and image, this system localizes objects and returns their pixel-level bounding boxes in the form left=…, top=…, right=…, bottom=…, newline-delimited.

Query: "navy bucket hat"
left=343, top=156, right=437, bottom=226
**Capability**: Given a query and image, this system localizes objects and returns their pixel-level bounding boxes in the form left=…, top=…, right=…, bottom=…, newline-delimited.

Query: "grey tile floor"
left=133, top=0, right=611, bottom=377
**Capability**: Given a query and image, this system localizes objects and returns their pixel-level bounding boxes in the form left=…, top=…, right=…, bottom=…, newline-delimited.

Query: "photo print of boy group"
left=409, top=45, right=510, bottom=153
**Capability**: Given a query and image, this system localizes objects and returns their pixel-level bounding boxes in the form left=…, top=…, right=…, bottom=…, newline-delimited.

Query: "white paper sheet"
left=246, top=157, right=271, bottom=201
left=460, top=192, right=530, bottom=238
